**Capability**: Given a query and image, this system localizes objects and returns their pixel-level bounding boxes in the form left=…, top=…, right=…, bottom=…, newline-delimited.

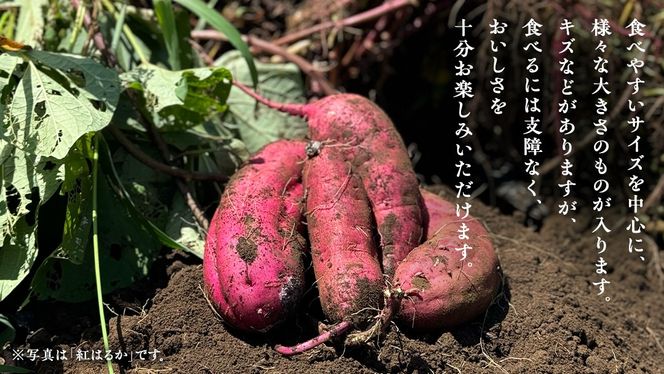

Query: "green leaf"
left=0, top=53, right=65, bottom=241
left=0, top=9, right=17, bottom=41
left=0, top=53, right=21, bottom=157
left=0, top=313, right=16, bottom=347
left=30, top=173, right=160, bottom=302
left=99, top=137, right=193, bottom=255
left=154, top=0, right=181, bottom=70
left=165, top=193, right=204, bottom=259
left=174, top=0, right=258, bottom=87
left=110, top=3, right=128, bottom=54
left=52, top=135, right=95, bottom=264
left=97, top=11, right=152, bottom=71
left=115, top=146, right=173, bottom=228
left=6, top=50, right=121, bottom=159
left=121, top=65, right=232, bottom=131
left=0, top=147, right=63, bottom=241
left=216, top=50, right=308, bottom=152
left=14, top=0, right=47, bottom=46
left=0, top=218, right=37, bottom=302
left=173, top=7, right=195, bottom=68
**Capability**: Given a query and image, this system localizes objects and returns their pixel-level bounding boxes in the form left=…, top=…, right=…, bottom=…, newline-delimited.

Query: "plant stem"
left=191, top=31, right=337, bottom=95
left=68, top=3, right=86, bottom=52
left=92, top=134, right=114, bottom=374
left=110, top=3, right=127, bottom=53
left=244, top=34, right=337, bottom=94
left=272, top=0, right=416, bottom=46
left=100, top=0, right=149, bottom=65
left=107, top=125, right=228, bottom=182
left=189, top=0, right=415, bottom=48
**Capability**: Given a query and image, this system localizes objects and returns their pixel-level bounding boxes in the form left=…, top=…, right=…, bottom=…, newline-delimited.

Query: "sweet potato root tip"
left=274, top=321, right=353, bottom=356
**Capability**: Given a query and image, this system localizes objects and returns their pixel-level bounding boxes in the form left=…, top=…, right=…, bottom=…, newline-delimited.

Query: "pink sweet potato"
left=234, top=82, right=424, bottom=277
left=420, top=189, right=457, bottom=238
left=303, top=95, right=424, bottom=276
left=276, top=189, right=496, bottom=355
left=275, top=146, right=384, bottom=356
left=203, top=140, right=307, bottom=332
left=394, top=191, right=500, bottom=331
left=303, top=146, right=384, bottom=323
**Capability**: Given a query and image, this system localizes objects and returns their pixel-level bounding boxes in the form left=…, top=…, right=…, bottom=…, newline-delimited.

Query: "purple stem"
left=274, top=321, right=353, bottom=356
left=232, top=81, right=309, bottom=117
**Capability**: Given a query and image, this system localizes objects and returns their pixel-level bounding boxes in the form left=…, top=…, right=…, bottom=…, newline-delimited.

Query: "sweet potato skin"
left=303, top=147, right=383, bottom=323
left=203, top=140, right=307, bottom=332
left=395, top=191, right=500, bottom=330
left=420, top=189, right=456, bottom=239
left=303, top=95, right=424, bottom=276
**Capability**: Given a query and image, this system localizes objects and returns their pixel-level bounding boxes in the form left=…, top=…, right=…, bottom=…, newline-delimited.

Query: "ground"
left=11, top=186, right=661, bottom=374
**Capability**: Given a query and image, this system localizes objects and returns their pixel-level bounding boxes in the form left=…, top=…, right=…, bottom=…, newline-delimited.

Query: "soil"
left=8, top=186, right=662, bottom=374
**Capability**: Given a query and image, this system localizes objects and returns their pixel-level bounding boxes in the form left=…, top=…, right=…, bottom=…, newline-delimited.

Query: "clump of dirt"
left=57, top=188, right=664, bottom=373
left=236, top=236, right=258, bottom=264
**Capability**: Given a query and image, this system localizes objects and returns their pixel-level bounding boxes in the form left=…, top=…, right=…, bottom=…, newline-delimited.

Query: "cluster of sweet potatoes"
left=203, top=87, right=501, bottom=355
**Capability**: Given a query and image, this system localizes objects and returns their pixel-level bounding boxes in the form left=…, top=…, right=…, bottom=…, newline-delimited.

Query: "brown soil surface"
left=51, top=187, right=664, bottom=373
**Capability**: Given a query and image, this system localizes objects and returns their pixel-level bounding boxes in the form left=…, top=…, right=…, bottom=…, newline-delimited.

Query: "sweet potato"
left=303, top=95, right=424, bottom=276
left=276, top=188, right=498, bottom=355
left=234, top=82, right=424, bottom=277
left=275, top=146, right=384, bottom=356
left=394, top=191, right=500, bottom=331
left=203, top=140, right=307, bottom=332
left=420, top=189, right=456, bottom=238
left=303, top=146, right=384, bottom=323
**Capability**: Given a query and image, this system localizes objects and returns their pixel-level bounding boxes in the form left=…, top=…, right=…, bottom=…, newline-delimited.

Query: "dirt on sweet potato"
left=236, top=237, right=258, bottom=264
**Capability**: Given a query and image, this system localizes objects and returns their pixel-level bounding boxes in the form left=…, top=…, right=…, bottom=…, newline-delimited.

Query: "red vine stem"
left=232, top=80, right=308, bottom=117
left=272, top=0, right=416, bottom=46
left=191, top=0, right=416, bottom=49
left=190, top=31, right=337, bottom=96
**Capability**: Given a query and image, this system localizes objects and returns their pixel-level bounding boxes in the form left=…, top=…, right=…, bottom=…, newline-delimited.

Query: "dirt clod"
left=236, top=237, right=258, bottom=264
